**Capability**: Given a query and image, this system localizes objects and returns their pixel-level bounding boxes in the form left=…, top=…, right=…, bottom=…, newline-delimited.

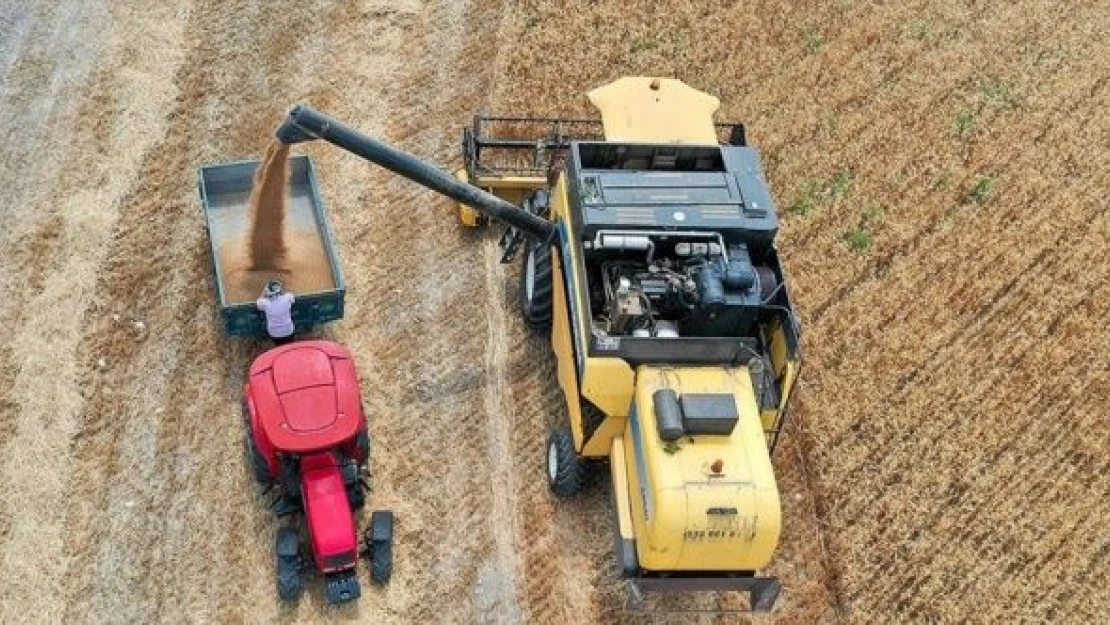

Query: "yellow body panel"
left=582, top=411, right=627, bottom=457
left=548, top=172, right=634, bottom=456
left=452, top=169, right=484, bottom=226
left=473, top=175, right=547, bottom=191
left=760, top=407, right=778, bottom=438
left=779, top=361, right=798, bottom=414
left=610, top=436, right=636, bottom=540
left=453, top=170, right=548, bottom=225
left=580, top=359, right=635, bottom=421
left=768, top=319, right=790, bottom=378
left=550, top=249, right=587, bottom=450
left=761, top=320, right=801, bottom=441
left=622, top=366, right=781, bottom=572
left=587, top=77, right=721, bottom=144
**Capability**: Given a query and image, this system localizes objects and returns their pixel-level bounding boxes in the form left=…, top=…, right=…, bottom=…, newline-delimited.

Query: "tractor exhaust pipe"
left=276, top=104, right=556, bottom=243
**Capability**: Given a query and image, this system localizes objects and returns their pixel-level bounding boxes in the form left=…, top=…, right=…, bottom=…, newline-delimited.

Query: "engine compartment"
left=587, top=230, right=781, bottom=339
left=558, top=141, right=793, bottom=352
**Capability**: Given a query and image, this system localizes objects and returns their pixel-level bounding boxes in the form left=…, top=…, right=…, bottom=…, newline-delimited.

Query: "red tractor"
left=241, top=340, right=393, bottom=604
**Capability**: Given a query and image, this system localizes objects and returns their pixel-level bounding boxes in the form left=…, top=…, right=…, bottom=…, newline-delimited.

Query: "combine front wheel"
left=519, top=242, right=553, bottom=329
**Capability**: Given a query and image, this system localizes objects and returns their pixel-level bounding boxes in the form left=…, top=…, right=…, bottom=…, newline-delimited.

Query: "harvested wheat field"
left=0, top=0, right=1106, bottom=623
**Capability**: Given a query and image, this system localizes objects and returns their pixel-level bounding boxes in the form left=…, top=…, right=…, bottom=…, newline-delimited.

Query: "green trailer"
left=198, top=155, right=345, bottom=337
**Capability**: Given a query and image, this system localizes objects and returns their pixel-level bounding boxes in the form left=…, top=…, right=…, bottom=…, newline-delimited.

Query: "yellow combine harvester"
left=275, top=76, right=801, bottom=611
left=456, top=78, right=799, bottom=611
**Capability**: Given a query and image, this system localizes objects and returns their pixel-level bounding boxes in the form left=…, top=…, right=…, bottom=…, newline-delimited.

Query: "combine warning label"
left=684, top=508, right=756, bottom=542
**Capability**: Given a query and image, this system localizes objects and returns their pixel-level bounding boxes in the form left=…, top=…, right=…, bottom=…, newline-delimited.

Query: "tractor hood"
left=272, top=348, right=338, bottom=432
left=623, top=366, right=781, bottom=573
left=248, top=341, right=363, bottom=454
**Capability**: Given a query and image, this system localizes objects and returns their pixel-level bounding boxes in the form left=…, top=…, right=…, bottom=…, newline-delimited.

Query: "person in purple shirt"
left=256, top=279, right=296, bottom=344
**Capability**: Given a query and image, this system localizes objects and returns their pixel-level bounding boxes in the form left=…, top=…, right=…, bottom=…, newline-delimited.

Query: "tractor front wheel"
left=275, top=527, right=304, bottom=602
left=371, top=540, right=392, bottom=584
left=547, top=423, right=585, bottom=498
left=519, top=242, right=553, bottom=329
left=369, top=510, right=394, bottom=584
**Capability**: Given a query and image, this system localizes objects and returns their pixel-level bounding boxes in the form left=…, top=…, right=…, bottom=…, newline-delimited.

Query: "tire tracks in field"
left=0, top=0, right=103, bottom=459
left=479, top=7, right=619, bottom=623
left=324, top=2, right=610, bottom=620
left=57, top=2, right=349, bottom=621
left=476, top=7, right=595, bottom=623
left=0, top=4, right=188, bottom=621
left=368, top=2, right=527, bottom=620
left=813, top=76, right=1108, bottom=475
left=479, top=237, right=524, bottom=623
left=292, top=0, right=538, bottom=621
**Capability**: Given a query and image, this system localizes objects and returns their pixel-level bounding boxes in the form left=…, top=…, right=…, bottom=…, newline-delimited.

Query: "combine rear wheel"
left=275, top=527, right=303, bottom=602
left=547, top=423, right=585, bottom=497
left=519, top=242, right=553, bottom=329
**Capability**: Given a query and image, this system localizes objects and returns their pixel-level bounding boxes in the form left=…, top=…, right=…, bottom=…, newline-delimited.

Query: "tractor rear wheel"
left=342, top=460, right=366, bottom=510
left=547, top=423, right=585, bottom=498
left=355, top=424, right=370, bottom=463
left=246, top=436, right=272, bottom=485
left=348, top=484, right=366, bottom=510
left=275, top=527, right=303, bottom=602
left=242, top=399, right=271, bottom=485
left=519, top=242, right=553, bottom=329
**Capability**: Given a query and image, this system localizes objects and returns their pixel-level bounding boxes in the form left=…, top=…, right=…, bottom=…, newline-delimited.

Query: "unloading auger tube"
left=276, top=104, right=555, bottom=242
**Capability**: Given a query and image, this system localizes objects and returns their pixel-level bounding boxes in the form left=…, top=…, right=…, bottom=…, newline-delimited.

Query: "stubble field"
left=0, top=1, right=1106, bottom=623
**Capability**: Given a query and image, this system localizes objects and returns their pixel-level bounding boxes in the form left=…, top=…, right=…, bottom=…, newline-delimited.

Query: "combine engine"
left=274, top=77, right=800, bottom=612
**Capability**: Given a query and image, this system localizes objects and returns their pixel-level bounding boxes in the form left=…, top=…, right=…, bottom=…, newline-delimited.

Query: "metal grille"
left=323, top=551, right=356, bottom=572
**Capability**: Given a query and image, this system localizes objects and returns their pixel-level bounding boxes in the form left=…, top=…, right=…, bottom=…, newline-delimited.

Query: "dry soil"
left=0, top=1, right=1106, bottom=624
